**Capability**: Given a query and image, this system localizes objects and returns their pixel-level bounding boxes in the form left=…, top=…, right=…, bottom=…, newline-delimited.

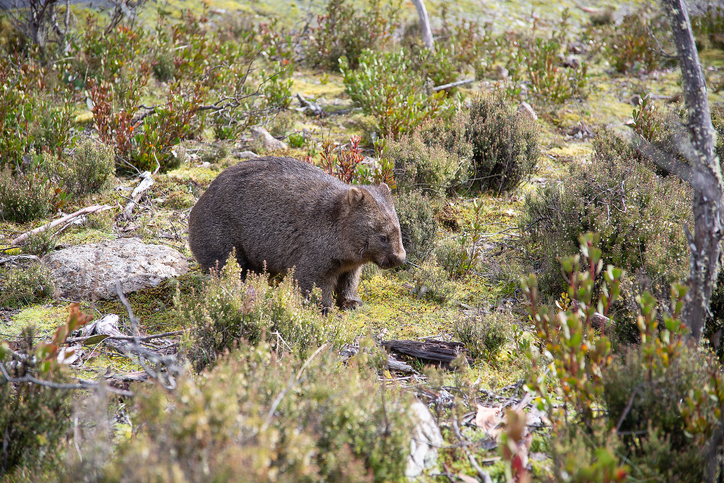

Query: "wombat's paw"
left=340, top=298, right=363, bottom=311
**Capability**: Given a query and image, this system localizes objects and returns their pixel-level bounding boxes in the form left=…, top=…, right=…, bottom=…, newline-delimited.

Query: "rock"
left=519, top=101, right=538, bottom=121
left=43, top=237, right=189, bottom=300
left=406, top=400, right=444, bottom=477
left=250, top=126, right=289, bottom=151
left=235, top=150, right=259, bottom=159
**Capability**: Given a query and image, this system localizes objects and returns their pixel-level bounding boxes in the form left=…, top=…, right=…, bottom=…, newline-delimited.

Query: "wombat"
left=188, top=156, right=406, bottom=310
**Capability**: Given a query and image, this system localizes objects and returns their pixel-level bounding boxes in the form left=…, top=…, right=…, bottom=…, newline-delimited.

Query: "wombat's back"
left=188, top=157, right=347, bottom=272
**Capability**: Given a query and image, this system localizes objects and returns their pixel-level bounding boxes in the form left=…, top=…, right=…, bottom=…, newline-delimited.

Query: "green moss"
left=5, top=305, right=68, bottom=339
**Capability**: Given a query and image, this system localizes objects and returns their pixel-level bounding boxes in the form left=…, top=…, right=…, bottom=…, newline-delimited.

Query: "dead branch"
left=432, top=79, right=475, bottom=92
left=118, top=172, right=154, bottom=221
left=0, top=360, right=133, bottom=396
left=67, top=330, right=184, bottom=345
left=11, top=205, right=112, bottom=246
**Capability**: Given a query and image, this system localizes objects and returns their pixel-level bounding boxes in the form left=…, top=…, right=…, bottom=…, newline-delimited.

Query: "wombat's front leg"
left=295, top=272, right=336, bottom=312
left=335, top=267, right=363, bottom=310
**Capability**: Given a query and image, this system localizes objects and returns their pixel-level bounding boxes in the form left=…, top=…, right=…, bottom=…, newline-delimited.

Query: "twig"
left=0, top=361, right=133, bottom=396
left=118, top=172, right=154, bottom=221
left=432, top=78, right=475, bottom=92
left=262, top=344, right=328, bottom=430
left=0, top=255, right=41, bottom=265
left=615, top=384, right=642, bottom=433
left=11, top=205, right=112, bottom=246
left=67, top=330, right=185, bottom=344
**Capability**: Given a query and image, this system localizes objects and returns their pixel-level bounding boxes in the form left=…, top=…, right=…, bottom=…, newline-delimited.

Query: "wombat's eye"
left=379, top=235, right=389, bottom=243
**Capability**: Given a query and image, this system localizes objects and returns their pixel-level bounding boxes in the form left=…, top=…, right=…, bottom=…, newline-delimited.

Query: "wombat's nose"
left=392, top=247, right=406, bottom=267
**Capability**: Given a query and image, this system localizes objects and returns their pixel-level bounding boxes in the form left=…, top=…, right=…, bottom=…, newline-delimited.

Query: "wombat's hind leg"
left=296, top=272, right=336, bottom=312
left=335, top=267, right=363, bottom=310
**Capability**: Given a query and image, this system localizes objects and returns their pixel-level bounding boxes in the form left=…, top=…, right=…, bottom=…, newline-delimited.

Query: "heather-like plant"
left=521, top=131, right=691, bottom=300
left=177, top=254, right=334, bottom=373
left=106, top=340, right=414, bottom=482
left=465, top=94, right=539, bottom=194
left=0, top=263, right=54, bottom=308
left=394, top=190, right=438, bottom=263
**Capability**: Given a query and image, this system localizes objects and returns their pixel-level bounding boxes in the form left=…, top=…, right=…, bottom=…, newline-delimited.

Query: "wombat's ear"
left=378, top=182, right=391, bottom=193
left=346, top=187, right=365, bottom=205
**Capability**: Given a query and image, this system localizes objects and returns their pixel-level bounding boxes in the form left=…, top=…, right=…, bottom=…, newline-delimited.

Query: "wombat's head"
left=344, top=183, right=406, bottom=269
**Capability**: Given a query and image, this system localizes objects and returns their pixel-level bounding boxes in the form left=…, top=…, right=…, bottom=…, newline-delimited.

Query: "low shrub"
left=177, top=255, right=334, bottom=373
left=521, top=131, right=691, bottom=301
left=387, top=128, right=470, bottom=196
left=106, top=340, right=415, bottom=482
left=605, top=7, right=671, bottom=74
left=0, top=165, right=56, bottom=223
left=44, top=139, right=115, bottom=198
left=0, top=318, right=89, bottom=478
left=603, top=344, right=708, bottom=481
left=465, top=94, right=539, bottom=194
left=340, top=49, right=452, bottom=137
left=454, top=313, right=509, bottom=363
left=523, top=37, right=588, bottom=104
left=407, top=256, right=460, bottom=304
left=0, top=263, right=55, bottom=308
left=393, top=190, right=438, bottom=263
left=304, top=0, right=401, bottom=71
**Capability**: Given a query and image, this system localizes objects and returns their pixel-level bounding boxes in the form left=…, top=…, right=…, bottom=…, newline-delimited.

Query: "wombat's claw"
left=340, top=299, right=362, bottom=311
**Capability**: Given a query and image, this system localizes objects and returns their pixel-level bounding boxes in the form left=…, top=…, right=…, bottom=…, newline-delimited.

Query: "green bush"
left=106, top=340, right=414, bottom=482
left=603, top=344, right=708, bottom=482
left=521, top=131, right=691, bottom=300
left=454, top=314, right=509, bottom=363
left=387, top=130, right=469, bottom=196
left=407, top=256, right=460, bottom=304
left=605, top=7, right=671, bottom=74
left=0, top=165, right=56, bottom=223
left=523, top=37, right=588, bottom=104
left=340, top=49, right=452, bottom=137
left=0, top=327, right=74, bottom=477
left=393, top=190, right=438, bottom=263
left=465, top=94, right=539, bottom=194
left=304, top=0, right=401, bottom=71
left=0, top=263, right=55, bottom=308
left=44, top=139, right=115, bottom=198
left=177, top=255, right=334, bottom=373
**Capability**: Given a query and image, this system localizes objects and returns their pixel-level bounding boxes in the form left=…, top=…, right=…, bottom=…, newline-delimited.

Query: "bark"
left=410, top=0, right=434, bottom=51
left=659, top=0, right=722, bottom=344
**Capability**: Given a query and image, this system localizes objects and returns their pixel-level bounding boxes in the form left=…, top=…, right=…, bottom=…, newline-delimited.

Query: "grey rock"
left=250, top=126, right=289, bottom=151
left=235, top=150, right=259, bottom=159
left=406, top=400, right=444, bottom=477
left=43, top=238, right=188, bottom=300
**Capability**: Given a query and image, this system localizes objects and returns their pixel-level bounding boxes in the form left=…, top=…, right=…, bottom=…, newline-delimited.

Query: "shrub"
left=465, top=94, right=539, bottom=194
left=454, top=313, right=509, bottom=363
left=106, top=340, right=414, bottom=482
left=0, top=262, right=55, bottom=308
left=394, top=190, right=438, bottom=263
left=407, top=256, right=460, bottom=304
left=523, top=37, right=588, bottom=104
left=340, top=49, right=452, bottom=137
left=605, top=7, right=671, bottom=74
left=387, top=130, right=469, bottom=196
left=0, top=165, right=55, bottom=223
left=521, top=131, right=691, bottom=300
left=177, top=255, right=334, bottom=373
left=603, top=344, right=708, bottom=481
left=304, top=0, right=401, bottom=71
left=0, top=322, right=84, bottom=477
left=44, top=139, right=115, bottom=198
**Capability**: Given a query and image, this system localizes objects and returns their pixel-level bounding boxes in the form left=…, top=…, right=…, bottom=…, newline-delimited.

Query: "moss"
left=5, top=305, right=68, bottom=339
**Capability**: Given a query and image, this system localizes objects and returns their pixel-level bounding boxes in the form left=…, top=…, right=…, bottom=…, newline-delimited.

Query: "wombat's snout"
left=387, top=246, right=406, bottom=268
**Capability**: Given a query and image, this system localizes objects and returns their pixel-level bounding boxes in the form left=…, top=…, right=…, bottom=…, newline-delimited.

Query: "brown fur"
left=188, top=156, right=406, bottom=309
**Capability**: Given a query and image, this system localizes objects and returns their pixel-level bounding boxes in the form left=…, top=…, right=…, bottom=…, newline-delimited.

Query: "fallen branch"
left=0, top=255, right=41, bottom=265
left=432, top=79, right=475, bottom=92
left=11, top=205, right=112, bottom=246
left=67, top=329, right=185, bottom=345
left=118, top=172, right=154, bottom=221
left=296, top=92, right=325, bottom=117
